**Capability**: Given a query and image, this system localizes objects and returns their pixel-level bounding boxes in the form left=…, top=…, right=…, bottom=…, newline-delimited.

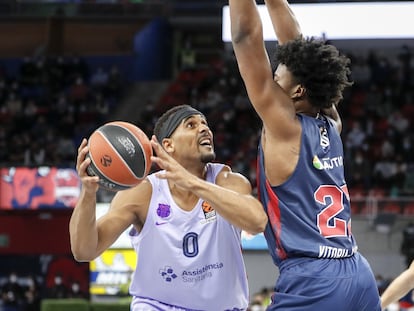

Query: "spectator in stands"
left=67, top=281, right=86, bottom=299
left=68, top=76, right=89, bottom=106
left=24, top=141, right=46, bottom=166
left=46, top=274, right=67, bottom=299
left=23, top=275, right=41, bottom=311
left=105, top=65, right=123, bottom=99
left=367, top=51, right=393, bottom=89
left=5, top=92, right=22, bottom=117
left=47, top=56, right=67, bottom=92
left=399, top=134, right=413, bottom=164
left=90, top=66, right=108, bottom=92
left=390, top=155, right=408, bottom=197
left=345, top=121, right=367, bottom=153
left=67, top=55, right=89, bottom=85
left=1, top=272, right=24, bottom=311
left=347, top=148, right=372, bottom=190
left=55, top=132, right=77, bottom=167
left=388, top=110, right=409, bottom=135
left=402, top=168, right=414, bottom=197
left=363, top=84, right=383, bottom=116
left=373, top=154, right=397, bottom=189
left=19, top=57, right=38, bottom=88
left=249, top=291, right=266, bottom=311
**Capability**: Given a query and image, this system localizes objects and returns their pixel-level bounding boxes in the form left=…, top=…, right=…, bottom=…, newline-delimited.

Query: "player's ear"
left=292, top=84, right=306, bottom=100
left=162, top=138, right=174, bottom=153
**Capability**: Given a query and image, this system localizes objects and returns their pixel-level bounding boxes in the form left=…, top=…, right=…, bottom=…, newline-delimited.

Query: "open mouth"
left=199, top=137, right=212, bottom=147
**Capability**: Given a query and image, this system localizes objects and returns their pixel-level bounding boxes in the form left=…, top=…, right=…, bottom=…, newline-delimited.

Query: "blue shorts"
left=267, top=252, right=381, bottom=311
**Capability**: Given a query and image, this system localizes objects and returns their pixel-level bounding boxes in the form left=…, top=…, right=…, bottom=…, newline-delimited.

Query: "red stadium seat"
left=381, top=202, right=401, bottom=214
left=403, top=203, right=414, bottom=215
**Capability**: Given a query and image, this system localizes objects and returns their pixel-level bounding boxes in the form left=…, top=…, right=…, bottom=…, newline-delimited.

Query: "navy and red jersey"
left=257, top=114, right=358, bottom=267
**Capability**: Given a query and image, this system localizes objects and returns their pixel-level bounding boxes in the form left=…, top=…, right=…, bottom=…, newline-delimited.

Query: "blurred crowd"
left=0, top=44, right=413, bottom=208
left=0, top=55, right=125, bottom=168
left=0, top=272, right=87, bottom=311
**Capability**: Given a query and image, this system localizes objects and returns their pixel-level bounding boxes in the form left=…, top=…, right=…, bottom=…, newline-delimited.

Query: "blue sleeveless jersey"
left=257, top=114, right=358, bottom=266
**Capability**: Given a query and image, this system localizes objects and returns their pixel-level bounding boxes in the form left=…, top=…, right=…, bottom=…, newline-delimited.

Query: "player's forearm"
left=264, top=0, right=302, bottom=44
left=230, top=0, right=262, bottom=45
left=189, top=178, right=267, bottom=235
left=381, top=270, right=414, bottom=308
left=69, top=190, right=99, bottom=261
left=321, top=105, right=342, bottom=133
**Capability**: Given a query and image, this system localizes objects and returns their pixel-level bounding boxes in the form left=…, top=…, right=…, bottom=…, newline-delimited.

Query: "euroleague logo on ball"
left=100, top=154, right=112, bottom=167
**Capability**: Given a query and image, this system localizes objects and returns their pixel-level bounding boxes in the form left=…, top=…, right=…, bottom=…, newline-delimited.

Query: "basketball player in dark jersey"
left=230, top=0, right=381, bottom=310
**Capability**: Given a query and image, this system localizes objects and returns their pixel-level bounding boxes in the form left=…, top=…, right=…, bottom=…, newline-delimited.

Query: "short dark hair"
left=274, top=37, right=353, bottom=109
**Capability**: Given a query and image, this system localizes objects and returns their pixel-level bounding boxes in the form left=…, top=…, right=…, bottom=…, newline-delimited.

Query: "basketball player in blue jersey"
left=230, top=0, right=381, bottom=310
left=70, top=104, right=268, bottom=311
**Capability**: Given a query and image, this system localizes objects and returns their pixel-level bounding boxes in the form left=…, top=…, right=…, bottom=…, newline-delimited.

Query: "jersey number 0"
left=183, top=232, right=199, bottom=257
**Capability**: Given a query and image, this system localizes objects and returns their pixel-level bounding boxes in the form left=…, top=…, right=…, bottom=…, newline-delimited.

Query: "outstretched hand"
left=150, top=135, right=196, bottom=190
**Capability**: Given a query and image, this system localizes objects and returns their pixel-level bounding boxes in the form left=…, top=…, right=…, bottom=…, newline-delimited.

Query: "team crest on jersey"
left=200, top=201, right=216, bottom=224
left=155, top=203, right=172, bottom=226
left=157, top=203, right=172, bottom=219
left=319, top=126, right=330, bottom=150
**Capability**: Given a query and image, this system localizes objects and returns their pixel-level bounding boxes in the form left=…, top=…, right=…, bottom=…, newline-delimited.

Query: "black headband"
left=158, top=106, right=204, bottom=142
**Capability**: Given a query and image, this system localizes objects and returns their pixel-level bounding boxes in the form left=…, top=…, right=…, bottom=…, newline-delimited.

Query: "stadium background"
left=0, top=0, right=413, bottom=310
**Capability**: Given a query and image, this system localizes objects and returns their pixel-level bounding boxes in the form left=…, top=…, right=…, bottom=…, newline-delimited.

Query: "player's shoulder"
left=216, top=164, right=251, bottom=187
left=111, top=178, right=153, bottom=210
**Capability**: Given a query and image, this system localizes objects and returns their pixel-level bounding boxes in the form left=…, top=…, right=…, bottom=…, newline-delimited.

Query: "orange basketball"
left=86, top=121, right=153, bottom=191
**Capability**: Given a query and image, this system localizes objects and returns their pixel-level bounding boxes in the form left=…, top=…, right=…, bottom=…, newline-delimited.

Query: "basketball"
left=86, top=121, right=153, bottom=191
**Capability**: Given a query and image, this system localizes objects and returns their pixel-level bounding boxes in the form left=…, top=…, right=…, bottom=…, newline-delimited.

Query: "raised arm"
left=229, top=0, right=299, bottom=140
left=229, top=0, right=273, bottom=104
left=321, top=104, right=342, bottom=133
left=264, top=0, right=302, bottom=44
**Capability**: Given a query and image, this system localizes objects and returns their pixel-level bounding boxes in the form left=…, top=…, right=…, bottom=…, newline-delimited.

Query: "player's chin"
left=200, top=150, right=216, bottom=163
